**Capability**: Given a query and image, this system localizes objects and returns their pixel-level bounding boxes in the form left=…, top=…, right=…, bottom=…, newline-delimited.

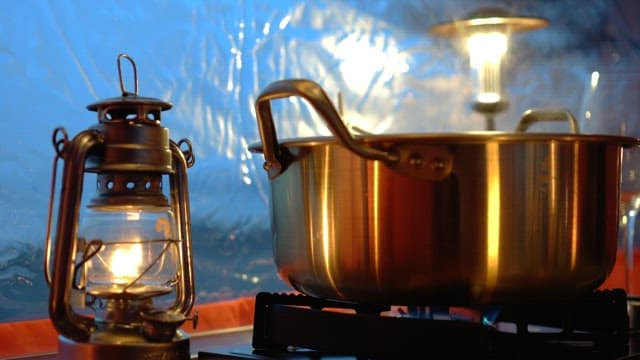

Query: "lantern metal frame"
left=44, top=54, right=196, bottom=359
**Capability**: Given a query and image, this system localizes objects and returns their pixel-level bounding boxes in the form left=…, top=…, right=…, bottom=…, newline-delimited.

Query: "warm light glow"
left=467, top=31, right=508, bottom=104
left=372, top=161, right=381, bottom=286
left=584, top=110, right=591, bottom=120
left=590, top=71, right=600, bottom=90
left=320, top=146, right=341, bottom=295
left=476, top=92, right=502, bottom=104
left=319, top=33, right=408, bottom=133
left=467, top=32, right=508, bottom=67
left=126, top=211, right=141, bottom=221
left=570, top=143, right=579, bottom=269
left=109, top=242, right=143, bottom=284
left=486, top=143, right=501, bottom=286
left=321, top=32, right=409, bottom=94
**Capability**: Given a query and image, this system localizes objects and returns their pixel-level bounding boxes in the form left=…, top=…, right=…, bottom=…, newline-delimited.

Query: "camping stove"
left=199, top=289, right=632, bottom=359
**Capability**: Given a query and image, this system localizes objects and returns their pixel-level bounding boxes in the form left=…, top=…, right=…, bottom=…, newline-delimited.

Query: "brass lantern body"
left=45, top=54, right=195, bottom=359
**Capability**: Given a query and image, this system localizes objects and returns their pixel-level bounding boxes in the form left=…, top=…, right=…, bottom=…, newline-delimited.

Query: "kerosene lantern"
left=44, top=54, right=196, bottom=359
left=430, top=8, right=548, bottom=130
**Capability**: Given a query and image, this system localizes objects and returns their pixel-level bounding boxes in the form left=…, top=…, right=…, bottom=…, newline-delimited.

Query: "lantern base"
left=57, top=330, right=190, bottom=360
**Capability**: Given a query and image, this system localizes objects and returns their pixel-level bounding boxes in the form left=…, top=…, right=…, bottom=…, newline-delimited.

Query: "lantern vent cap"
left=86, top=96, right=172, bottom=112
left=86, top=53, right=172, bottom=122
left=429, top=7, right=548, bottom=37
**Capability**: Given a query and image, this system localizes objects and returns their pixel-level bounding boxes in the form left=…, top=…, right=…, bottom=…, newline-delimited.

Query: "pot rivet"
left=263, top=161, right=272, bottom=171
left=408, top=153, right=423, bottom=167
left=430, top=158, right=446, bottom=172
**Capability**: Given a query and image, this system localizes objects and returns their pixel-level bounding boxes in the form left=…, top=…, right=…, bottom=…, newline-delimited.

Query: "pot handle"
left=255, top=79, right=398, bottom=178
left=514, top=108, right=580, bottom=133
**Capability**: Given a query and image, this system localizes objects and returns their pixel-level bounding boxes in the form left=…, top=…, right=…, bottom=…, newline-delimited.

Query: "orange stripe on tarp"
left=1, top=254, right=638, bottom=359
left=0, top=318, right=58, bottom=358
left=0, top=296, right=256, bottom=359
left=185, top=296, right=256, bottom=334
left=599, top=249, right=640, bottom=291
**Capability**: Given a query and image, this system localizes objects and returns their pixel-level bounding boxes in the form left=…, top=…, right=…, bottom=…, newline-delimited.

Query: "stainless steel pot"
left=251, top=79, right=639, bottom=305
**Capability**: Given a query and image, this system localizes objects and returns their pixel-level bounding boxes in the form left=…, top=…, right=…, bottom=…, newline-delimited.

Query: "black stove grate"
left=248, top=290, right=629, bottom=359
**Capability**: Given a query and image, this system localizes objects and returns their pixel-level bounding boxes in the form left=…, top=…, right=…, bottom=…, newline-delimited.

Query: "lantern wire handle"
left=72, top=240, right=104, bottom=291
left=44, top=127, right=69, bottom=286
left=177, top=138, right=195, bottom=168
left=117, top=53, right=138, bottom=96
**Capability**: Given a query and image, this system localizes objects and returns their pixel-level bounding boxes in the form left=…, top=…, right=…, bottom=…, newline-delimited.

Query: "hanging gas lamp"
left=44, top=54, right=196, bottom=359
left=430, top=8, right=548, bottom=130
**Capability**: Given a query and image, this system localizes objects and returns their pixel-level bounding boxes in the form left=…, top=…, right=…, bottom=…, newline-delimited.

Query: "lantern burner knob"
left=140, top=309, right=198, bottom=342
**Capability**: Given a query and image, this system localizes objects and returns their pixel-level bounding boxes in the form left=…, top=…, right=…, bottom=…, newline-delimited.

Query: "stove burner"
left=200, top=289, right=630, bottom=359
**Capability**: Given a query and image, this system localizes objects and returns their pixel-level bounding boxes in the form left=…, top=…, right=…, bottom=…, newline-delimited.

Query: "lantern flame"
left=109, top=243, right=143, bottom=284
left=467, top=31, right=508, bottom=105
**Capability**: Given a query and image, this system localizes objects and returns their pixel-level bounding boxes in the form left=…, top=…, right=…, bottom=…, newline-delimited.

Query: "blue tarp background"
left=0, top=0, right=638, bottom=321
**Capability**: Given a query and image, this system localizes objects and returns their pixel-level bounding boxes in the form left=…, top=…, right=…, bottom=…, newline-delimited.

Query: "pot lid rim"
left=248, top=132, right=640, bottom=152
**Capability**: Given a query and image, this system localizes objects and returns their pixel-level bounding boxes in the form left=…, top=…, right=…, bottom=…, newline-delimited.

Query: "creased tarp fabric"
left=0, top=0, right=638, bottom=321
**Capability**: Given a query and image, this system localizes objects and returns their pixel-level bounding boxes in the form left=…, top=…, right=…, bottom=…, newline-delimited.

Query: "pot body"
left=254, top=79, right=636, bottom=305
left=269, top=137, right=622, bottom=305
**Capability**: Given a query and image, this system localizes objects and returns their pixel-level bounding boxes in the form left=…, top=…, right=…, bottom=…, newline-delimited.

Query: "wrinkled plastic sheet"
left=0, top=0, right=638, bottom=321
